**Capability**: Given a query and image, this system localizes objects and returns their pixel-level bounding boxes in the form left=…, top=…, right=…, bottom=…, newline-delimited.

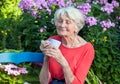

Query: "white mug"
left=48, top=38, right=61, bottom=48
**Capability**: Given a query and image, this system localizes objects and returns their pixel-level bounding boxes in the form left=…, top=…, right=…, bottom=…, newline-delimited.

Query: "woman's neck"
left=61, top=35, right=87, bottom=48
left=61, top=35, right=79, bottom=48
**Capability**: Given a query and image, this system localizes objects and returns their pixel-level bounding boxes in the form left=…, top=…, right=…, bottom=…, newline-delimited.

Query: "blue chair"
left=0, top=52, right=44, bottom=64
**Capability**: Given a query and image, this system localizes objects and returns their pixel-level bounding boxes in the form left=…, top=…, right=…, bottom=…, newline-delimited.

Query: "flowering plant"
left=0, top=49, right=41, bottom=84
left=18, top=0, right=119, bottom=31
left=0, top=63, right=28, bottom=84
left=0, top=64, right=28, bottom=76
left=18, top=0, right=120, bottom=83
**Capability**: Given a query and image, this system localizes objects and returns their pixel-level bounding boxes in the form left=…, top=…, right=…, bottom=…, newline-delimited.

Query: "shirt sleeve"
left=72, top=44, right=95, bottom=84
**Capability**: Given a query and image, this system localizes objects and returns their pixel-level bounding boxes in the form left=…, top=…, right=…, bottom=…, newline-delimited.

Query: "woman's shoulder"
left=85, top=42, right=94, bottom=50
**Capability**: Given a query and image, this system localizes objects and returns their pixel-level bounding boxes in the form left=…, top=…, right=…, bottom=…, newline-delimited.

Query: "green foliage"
left=0, top=0, right=22, bottom=50
left=0, top=71, right=24, bottom=84
left=0, top=0, right=56, bottom=51
left=85, top=69, right=102, bottom=84
left=0, top=0, right=120, bottom=84
left=81, top=27, right=120, bottom=83
left=77, top=1, right=120, bottom=83
left=0, top=63, right=41, bottom=84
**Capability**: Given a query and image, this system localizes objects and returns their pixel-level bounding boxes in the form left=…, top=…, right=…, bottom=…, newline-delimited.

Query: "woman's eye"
left=58, top=20, right=62, bottom=23
left=66, top=21, right=71, bottom=24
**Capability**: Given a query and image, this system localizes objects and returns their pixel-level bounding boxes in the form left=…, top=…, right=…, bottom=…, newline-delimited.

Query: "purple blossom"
left=101, top=3, right=114, bottom=14
left=65, top=0, right=72, bottom=7
left=34, top=0, right=48, bottom=9
left=19, top=68, right=28, bottom=74
left=3, top=64, right=28, bottom=76
left=86, top=0, right=91, bottom=3
left=30, top=10, right=38, bottom=18
left=103, top=27, right=107, bottom=31
left=18, top=0, right=75, bottom=18
left=46, top=0, right=58, bottom=7
left=57, top=0, right=66, bottom=7
left=18, top=0, right=35, bottom=11
left=39, top=26, right=47, bottom=33
left=98, top=0, right=108, bottom=4
left=39, top=28, right=44, bottom=33
left=46, top=8, right=52, bottom=15
left=92, top=1, right=99, bottom=4
left=100, top=19, right=115, bottom=30
left=111, top=0, right=119, bottom=7
left=77, top=3, right=91, bottom=15
left=85, top=16, right=98, bottom=26
left=119, top=16, right=120, bottom=20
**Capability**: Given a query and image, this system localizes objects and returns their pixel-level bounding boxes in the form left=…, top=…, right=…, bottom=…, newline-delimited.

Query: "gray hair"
left=53, top=6, right=85, bottom=33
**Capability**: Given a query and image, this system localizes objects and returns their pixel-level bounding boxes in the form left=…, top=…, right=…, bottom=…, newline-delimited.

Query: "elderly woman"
left=39, top=6, right=94, bottom=84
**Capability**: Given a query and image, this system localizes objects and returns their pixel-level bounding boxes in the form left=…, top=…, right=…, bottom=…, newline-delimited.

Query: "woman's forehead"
left=58, top=13, right=71, bottom=20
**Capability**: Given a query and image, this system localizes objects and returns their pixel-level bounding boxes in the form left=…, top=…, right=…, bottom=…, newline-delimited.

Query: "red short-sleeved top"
left=48, top=35, right=94, bottom=84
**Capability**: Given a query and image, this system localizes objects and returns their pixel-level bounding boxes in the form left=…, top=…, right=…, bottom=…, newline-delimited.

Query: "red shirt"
left=49, top=35, right=94, bottom=84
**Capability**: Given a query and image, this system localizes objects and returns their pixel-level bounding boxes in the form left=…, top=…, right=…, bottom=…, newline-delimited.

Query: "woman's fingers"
left=44, top=48, right=60, bottom=57
left=40, top=40, right=52, bottom=51
left=41, top=40, right=50, bottom=47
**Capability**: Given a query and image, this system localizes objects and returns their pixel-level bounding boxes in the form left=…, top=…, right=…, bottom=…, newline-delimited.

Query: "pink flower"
left=85, top=16, right=98, bottom=26
left=77, top=3, right=91, bottom=15
left=19, top=68, right=28, bottom=74
left=3, top=64, right=28, bottom=76
left=99, top=0, right=108, bottom=4
left=39, top=28, right=44, bottom=33
left=111, top=0, right=119, bottom=7
left=101, top=3, right=114, bottom=14
left=100, top=19, right=115, bottom=30
left=39, top=26, right=47, bottom=33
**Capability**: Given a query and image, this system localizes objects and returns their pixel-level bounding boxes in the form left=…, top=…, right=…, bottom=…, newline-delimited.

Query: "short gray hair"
left=54, top=6, right=85, bottom=32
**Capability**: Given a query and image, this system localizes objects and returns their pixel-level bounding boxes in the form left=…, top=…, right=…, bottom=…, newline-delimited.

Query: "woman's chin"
left=58, top=33, right=67, bottom=36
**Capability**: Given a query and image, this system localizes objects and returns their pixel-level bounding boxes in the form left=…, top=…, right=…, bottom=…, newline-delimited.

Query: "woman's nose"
left=61, top=22, right=66, bottom=27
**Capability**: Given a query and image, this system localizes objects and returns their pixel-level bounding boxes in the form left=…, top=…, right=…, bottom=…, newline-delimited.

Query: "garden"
left=0, top=0, right=120, bottom=84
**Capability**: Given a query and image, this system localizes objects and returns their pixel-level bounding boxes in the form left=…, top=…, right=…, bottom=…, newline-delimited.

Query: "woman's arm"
left=43, top=46, right=75, bottom=84
left=39, top=56, right=51, bottom=84
left=61, top=46, right=94, bottom=84
left=61, top=58, right=75, bottom=84
left=39, top=40, right=52, bottom=84
left=71, top=44, right=95, bottom=84
left=45, top=44, right=94, bottom=84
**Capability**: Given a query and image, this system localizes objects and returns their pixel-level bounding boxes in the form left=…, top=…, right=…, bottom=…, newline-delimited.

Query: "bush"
left=18, top=0, right=120, bottom=83
left=0, top=0, right=120, bottom=83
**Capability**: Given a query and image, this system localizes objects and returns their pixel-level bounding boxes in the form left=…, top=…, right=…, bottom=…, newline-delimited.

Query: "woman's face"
left=56, top=14, right=77, bottom=37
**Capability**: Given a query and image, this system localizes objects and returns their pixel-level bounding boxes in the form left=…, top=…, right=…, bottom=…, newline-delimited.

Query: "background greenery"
left=0, top=0, right=120, bottom=84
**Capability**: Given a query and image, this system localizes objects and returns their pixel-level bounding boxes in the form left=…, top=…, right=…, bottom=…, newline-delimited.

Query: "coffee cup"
left=48, top=38, right=61, bottom=48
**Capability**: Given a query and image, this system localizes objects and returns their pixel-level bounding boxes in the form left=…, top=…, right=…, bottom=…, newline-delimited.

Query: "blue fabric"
left=50, top=80, right=64, bottom=84
left=0, top=52, right=44, bottom=64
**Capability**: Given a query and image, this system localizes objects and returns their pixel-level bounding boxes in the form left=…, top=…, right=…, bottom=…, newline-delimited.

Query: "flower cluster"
left=100, top=19, right=115, bottom=31
left=18, top=0, right=119, bottom=32
left=18, top=0, right=72, bottom=17
left=92, top=0, right=119, bottom=14
left=0, top=64, right=28, bottom=76
left=101, top=3, right=114, bottom=14
left=77, top=3, right=91, bottom=15
left=85, top=16, right=98, bottom=27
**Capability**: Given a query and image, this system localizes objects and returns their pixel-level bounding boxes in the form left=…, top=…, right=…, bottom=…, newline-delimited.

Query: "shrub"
left=0, top=0, right=120, bottom=83
left=18, top=0, right=120, bottom=83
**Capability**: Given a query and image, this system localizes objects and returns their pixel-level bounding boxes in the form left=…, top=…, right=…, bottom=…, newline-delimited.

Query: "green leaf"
left=91, top=4, right=101, bottom=10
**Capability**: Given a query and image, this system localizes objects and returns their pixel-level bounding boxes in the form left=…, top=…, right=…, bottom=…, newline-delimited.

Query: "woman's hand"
left=40, top=40, right=52, bottom=52
left=40, top=40, right=52, bottom=61
left=44, top=46, right=68, bottom=67
left=40, top=40, right=68, bottom=67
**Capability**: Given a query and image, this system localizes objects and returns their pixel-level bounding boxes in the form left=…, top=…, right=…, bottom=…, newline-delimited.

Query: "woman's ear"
left=74, top=25, right=78, bottom=34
